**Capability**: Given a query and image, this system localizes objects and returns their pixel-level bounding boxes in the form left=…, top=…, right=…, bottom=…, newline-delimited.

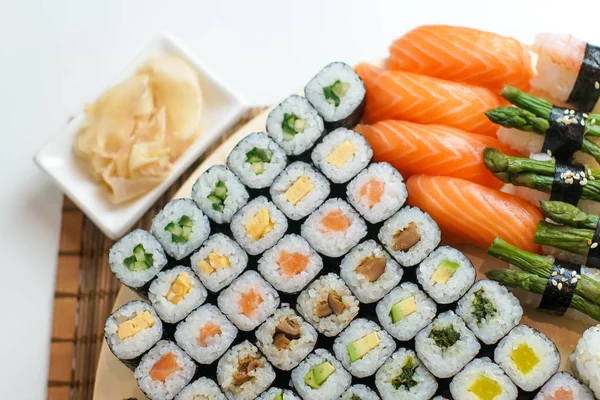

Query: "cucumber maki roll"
left=266, top=94, right=325, bottom=156
left=290, top=349, right=352, bottom=400
left=227, top=132, right=287, bottom=190
left=450, top=357, right=518, bottom=400
left=257, top=388, right=301, bottom=400
left=305, top=62, right=366, bottom=129
left=375, top=348, right=438, bottom=400
left=340, top=384, right=380, bottom=400
left=175, top=377, right=226, bottom=400
left=192, top=165, right=250, bottom=224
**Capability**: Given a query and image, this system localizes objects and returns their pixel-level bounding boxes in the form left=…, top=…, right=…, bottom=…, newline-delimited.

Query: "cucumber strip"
left=250, top=162, right=265, bottom=175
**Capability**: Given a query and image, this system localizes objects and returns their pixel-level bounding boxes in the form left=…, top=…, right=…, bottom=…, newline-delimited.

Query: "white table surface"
left=1, top=0, right=599, bottom=398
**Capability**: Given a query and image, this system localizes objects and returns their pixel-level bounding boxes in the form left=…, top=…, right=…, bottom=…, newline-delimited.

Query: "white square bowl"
left=35, top=32, right=247, bottom=240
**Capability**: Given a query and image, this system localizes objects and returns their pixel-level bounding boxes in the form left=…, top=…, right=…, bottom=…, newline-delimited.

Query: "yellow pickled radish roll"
left=450, top=357, right=517, bottom=400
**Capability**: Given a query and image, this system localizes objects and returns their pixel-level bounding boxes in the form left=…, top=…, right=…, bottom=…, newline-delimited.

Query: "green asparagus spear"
left=486, top=269, right=600, bottom=322
left=540, top=201, right=600, bottom=229
left=533, top=221, right=593, bottom=255
left=488, top=238, right=600, bottom=304
left=500, top=86, right=553, bottom=118
left=485, top=107, right=550, bottom=134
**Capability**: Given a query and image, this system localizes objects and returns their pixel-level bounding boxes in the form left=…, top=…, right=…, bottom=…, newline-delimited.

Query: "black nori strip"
left=550, top=162, right=585, bottom=205
left=568, top=43, right=600, bottom=112
left=538, top=261, right=580, bottom=315
left=587, top=221, right=600, bottom=269
left=542, top=107, right=584, bottom=161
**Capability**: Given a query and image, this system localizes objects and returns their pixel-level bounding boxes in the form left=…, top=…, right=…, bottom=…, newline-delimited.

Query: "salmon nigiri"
left=355, top=63, right=500, bottom=135
left=406, top=174, right=542, bottom=253
left=388, top=25, right=532, bottom=91
left=355, top=120, right=508, bottom=189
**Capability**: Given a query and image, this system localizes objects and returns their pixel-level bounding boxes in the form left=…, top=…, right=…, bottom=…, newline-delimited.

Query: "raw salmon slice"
left=321, top=210, right=350, bottom=232
left=198, top=322, right=222, bottom=346
left=406, top=174, right=542, bottom=253
left=239, top=289, right=263, bottom=317
left=354, top=63, right=500, bottom=135
left=355, top=120, right=508, bottom=189
left=389, top=25, right=532, bottom=91
left=277, top=251, right=309, bottom=278
left=150, top=352, right=182, bottom=382
left=547, top=389, right=574, bottom=400
left=359, top=179, right=385, bottom=207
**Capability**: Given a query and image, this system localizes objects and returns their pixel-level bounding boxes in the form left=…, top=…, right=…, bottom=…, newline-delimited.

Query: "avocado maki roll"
left=375, top=348, right=438, bottom=400
left=450, top=357, right=518, bottom=400
left=257, top=387, right=300, bottom=400
left=291, top=349, right=352, bottom=400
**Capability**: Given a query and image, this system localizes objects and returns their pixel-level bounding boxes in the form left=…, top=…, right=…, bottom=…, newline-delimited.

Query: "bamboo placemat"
left=47, top=108, right=264, bottom=400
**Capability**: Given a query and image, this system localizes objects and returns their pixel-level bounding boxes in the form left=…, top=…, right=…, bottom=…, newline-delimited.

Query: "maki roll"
left=266, top=94, right=325, bottom=156
left=378, top=206, right=441, bottom=267
left=227, top=132, right=287, bottom=190
left=346, top=162, right=407, bottom=224
left=148, top=265, right=208, bottom=324
left=375, top=348, right=438, bottom=400
left=571, top=325, right=600, bottom=399
left=455, top=280, right=523, bottom=345
left=151, top=198, right=210, bottom=260
left=255, top=305, right=318, bottom=371
left=190, top=233, right=248, bottom=293
left=376, top=282, right=437, bottom=342
left=495, top=324, right=560, bottom=392
left=174, top=304, right=237, bottom=365
left=104, top=301, right=163, bottom=370
left=192, top=165, right=250, bottom=224
left=305, top=62, right=366, bottom=129
left=296, top=273, right=360, bottom=337
left=340, top=384, right=379, bottom=400
left=311, top=128, right=372, bottom=184
left=134, top=340, right=196, bottom=400
left=270, top=161, right=330, bottom=221
left=301, top=198, right=367, bottom=258
left=449, top=357, right=518, bottom=400
left=339, top=240, right=403, bottom=303
left=257, top=388, right=300, bottom=400
left=109, top=229, right=168, bottom=294
left=175, top=377, right=226, bottom=400
left=535, top=372, right=594, bottom=400
left=290, top=349, right=352, bottom=400
left=332, top=318, right=396, bottom=378
left=416, top=246, right=476, bottom=304
left=257, top=234, right=323, bottom=294
left=230, top=196, right=288, bottom=256
left=216, top=340, right=276, bottom=400
left=217, top=271, right=280, bottom=331
left=415, top=311, right=481, bottom=379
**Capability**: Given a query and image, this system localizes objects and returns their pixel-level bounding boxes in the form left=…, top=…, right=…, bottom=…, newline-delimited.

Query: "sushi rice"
left=449, top=357, right=518, bottom=400
left=375, top=348, right=438, bottom=400
left=175, top=377, right=226, bottom=400
left=570, top=325, right=600, bottom=399
left=257, top=387, right=301, bottom=400
left=340, top=384, right=380, bottom=400
left=534, top=371, right=594, bottom=400
left=291, top=349, right=352, bottom=400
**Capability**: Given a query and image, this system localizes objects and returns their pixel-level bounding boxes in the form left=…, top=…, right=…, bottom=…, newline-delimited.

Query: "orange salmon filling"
left=321, top=210, right=350, bottom=232
left=547, top=388, right=574, bottom=400
left=277, top=251, right=309, bottom=278
left=239, top=289, right=263, bottom=317
left=150, top=352, right=182, bottom=382
left=198, top=322, right=222, bottom=346
left=359, top=179, right=384, bottom=208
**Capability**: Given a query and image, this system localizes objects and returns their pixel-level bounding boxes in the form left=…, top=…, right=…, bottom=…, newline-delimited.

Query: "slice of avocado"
left=273, top=392, right=284, bottom=400
left=313, top=361, right=336, bottom=385
left=347, top=332, right=380, bottom=362
left=250, top=161, right=265, bottom=175
left=304, top=369, right=319, bottom=389
left=432, top=259, right=460, bottom=284
left=390, top=296, right=417, bottom=323
left=331, top=81, right=350, bottom=98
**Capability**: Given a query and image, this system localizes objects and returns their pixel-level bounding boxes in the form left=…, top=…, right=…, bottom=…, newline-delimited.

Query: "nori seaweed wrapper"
left=550, top=162, right=585, bottom=205
left=542, top=107, right=584, bottom=161
left=538, top=261, right=581, bottom=316
left=568, top=43, right=600, bottom=112
left=587, top=221, right=600, bottom=269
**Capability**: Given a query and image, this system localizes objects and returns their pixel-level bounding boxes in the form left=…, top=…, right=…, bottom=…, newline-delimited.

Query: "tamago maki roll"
left=151, top=198, right=210, bottom=260
left=375, top=348, right=438, bottom=400
left=305, top=61, right=366, bottom=129
left=291, top=349, right=352, bottom=400
left=266, top=94, right=325, bottom=156
left=449, top=357, right=518, bottom=400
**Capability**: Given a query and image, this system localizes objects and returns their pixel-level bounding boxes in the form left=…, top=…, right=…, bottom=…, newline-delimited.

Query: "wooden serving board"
left=93, top=107, right=592, bottom=400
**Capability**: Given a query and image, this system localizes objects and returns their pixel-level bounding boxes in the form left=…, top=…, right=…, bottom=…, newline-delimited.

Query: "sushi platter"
left=92, top=26, right=600, bottom=400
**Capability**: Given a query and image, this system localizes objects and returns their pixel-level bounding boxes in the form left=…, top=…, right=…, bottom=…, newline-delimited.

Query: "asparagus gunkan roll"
left=104, top=301, right=163, bottom=370
left=375, top=348, right=438, bottom=400
left=175, top=377, right=226, bottom=400
left=255, top=305, right=318, bottom=371
left=346, top=162, right=408, bottom=224
left=151, top=198, right=210, bottom=260
left=455, top=280, right=523, bottom=345
left=494, top=325, right=560, bottom=392
left=311, top=128, right=373, bottom=184
left=190, top=233, right=248, bottom=293
left=449, top=357, right=518, bottom=400
left=174, top=304, right=238, bottom=365
left=134, top=340, right=196, bottom=400
left=570, top=325, right=600, bottom=399
left=305, top=62, right=366, bottom=129
left=148, top=265, right=207, bottom=324
left=534, top=372, right=594, bottom=400
left=270, top=161, right=330, bottom=221
left=339, top=239, right=403, bottom=303
left=217, top=340, right=276, bottom=400
left=266, top=94, right=325, bottom=156
left=227, top=132, right=287, bottom=190
left=290, top=349, right=352, bottom=400
left=231, top=196, right=288, bottom=256
left=376, top=282, right=437, bottom=342
left=415, top=311, right=481, bottom=379
left=192, top=165, right=250, bottom=224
